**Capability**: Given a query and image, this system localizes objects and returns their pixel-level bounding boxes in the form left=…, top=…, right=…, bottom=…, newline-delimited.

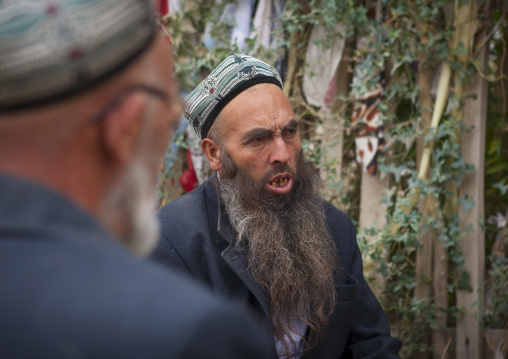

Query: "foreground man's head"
left=0, top=0, right=182, bottom=256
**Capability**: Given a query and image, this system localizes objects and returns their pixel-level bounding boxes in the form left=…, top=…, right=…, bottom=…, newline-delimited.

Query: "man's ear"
left=99, top=92, right=147, bottom=165
left=201, top=138, right=223, bottom=171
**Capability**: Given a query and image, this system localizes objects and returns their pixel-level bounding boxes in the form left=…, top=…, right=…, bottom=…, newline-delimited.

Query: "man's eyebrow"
left=240, top=128, right=274, bottom=145
left=282, top=119, right=298, bottom=131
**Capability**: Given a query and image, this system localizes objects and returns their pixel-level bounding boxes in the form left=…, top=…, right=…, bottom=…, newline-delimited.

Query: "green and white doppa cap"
left=184, top=53, right=283, bottom=140
left=0, top=0, right=157, bottom=111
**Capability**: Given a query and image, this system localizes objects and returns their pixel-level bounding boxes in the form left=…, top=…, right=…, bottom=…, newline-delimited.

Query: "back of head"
left=0, top=0, right=181, bottom=253
left=0, top=0, right=160, bottom=167
left=0, top=5, right=277, bottom=359
left=0, top=0, right=156, bottom=110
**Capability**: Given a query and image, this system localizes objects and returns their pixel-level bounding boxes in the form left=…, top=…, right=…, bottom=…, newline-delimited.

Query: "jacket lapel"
left=205, top=177, right=278, bottom=357
left=205, top=175, right=271, bottom=319
left=217, top=205, right=271, bottom=320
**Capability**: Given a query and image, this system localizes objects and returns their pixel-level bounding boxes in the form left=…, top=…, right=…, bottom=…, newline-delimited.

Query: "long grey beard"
left=218, top=150, right=337, bottom=354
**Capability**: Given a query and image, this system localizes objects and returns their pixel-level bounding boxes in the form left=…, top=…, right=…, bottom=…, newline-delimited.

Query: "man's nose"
left=269, top=137, right=290, bottom=165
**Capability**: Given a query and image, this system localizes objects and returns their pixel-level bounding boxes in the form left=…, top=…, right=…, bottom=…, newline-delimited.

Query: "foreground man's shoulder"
left=157, top=183, right=211, bottom=231
left=132, top=261, right=275, bottom=358
left=91, top=249, right=274, bottom=358
left=1, top=248, right=273, bottom=358
left=157, top=179, right=218, bottom=237
left=159, top=183, right=208, bottom=214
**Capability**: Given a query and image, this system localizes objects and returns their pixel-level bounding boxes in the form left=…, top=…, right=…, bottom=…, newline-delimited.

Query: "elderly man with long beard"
left=0, top=3, right=274, bottom=358
left=152, top=54, right=402, bottom=358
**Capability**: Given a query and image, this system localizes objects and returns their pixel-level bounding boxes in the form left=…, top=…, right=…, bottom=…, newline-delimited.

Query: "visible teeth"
left=271, top=178, right=289, bottom=187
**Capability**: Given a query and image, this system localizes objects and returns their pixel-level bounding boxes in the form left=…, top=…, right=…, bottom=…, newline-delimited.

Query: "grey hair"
left=206, top=112, right=224, bottom=144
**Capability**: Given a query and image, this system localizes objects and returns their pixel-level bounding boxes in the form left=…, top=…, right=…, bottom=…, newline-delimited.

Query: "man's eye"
left=284, top=129, right=297, bottom=138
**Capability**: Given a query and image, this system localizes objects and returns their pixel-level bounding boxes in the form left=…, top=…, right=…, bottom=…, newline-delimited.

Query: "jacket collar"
left=203, top=175, right=271, bottom=320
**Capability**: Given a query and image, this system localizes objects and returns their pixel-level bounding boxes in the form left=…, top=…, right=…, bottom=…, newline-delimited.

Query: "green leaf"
left=458, top=195, right=475, bottom=214
left=458, top=271, right=473, bottom=292
left=493, top=180, right=508, bottom=195
left=452, top=41, right=468, bottom=55
left=487, top=162, right=508, bottom=175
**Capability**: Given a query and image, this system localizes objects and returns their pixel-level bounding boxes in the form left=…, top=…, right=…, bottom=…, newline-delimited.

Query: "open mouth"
left=266, top=173, right=293, bottom=193
left=270, top=177, right=289, bottom=187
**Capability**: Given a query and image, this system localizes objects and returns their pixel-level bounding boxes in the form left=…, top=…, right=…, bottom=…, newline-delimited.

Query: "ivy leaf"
left=487, top=137, right=501, bottom=155
left=487, top=162, right=508, bottom=175
left=452, top=41, right=468, bottom=55
left=458, top=194, right=475, bottom=214
left=458, top=271, right=473, bottom=292
left=494, top=303, right=508, bottom=316
left=378, top=164, right=409, bottom=183
left=390, top=61, right=403, bottom=75
left=493, top=180, right=508, bottom=195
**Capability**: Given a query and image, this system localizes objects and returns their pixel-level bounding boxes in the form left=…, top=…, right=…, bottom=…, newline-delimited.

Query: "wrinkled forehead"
left=220, top=83, right=296, bottom=137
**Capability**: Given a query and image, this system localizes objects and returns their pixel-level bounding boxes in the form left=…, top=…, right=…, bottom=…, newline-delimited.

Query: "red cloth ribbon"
left=179, top=149, right=198, bottom=193
left=157, top=0, right=168, bottom=15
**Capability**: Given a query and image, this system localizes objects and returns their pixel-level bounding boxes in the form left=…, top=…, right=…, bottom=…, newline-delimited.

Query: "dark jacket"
left=0, top=173, right=273, bottom=359
left=153, top=177, right=402, bottom=358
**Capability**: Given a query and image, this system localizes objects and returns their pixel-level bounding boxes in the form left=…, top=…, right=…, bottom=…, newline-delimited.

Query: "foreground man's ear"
left=99, top=92, right=147, bottom=165
left=201, top=138, right=223, bottom=172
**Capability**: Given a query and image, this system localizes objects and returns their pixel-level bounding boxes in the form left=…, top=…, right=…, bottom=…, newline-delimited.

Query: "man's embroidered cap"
left=0, top=0, right=157, bottom=111
left=184, top=53, right=283, bottom=140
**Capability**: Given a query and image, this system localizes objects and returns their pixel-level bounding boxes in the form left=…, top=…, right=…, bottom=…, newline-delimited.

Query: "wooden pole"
left=456, top=26, right=488, bottom=359
left=413, top=24, right=440, bottom=358
left=354, top=0, right=389, bottom=290
left=321, top=46, right=350, bottom=211
left=283, top=32, right=299, bottom=97
left=414, top=200, right=434, bottom=302
left=359, top=171, right=389, bottom=291
left=414, top=61, right=438, bottom=302
left=433, top=216, right=449, bottom=358
left=387, top=62, right=451, bottom=236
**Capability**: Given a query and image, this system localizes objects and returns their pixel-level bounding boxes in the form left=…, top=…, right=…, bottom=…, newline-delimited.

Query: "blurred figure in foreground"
left=0, top=1, right=273, bottom=358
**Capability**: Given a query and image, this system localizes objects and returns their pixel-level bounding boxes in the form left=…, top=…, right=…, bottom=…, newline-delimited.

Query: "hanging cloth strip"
left=302, top=24, right=346, bottom=108
left=351, top=0, right=385, bottom=176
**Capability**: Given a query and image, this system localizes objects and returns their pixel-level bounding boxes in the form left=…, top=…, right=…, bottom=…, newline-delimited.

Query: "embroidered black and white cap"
left=184, top=53, right=283, bottom=140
